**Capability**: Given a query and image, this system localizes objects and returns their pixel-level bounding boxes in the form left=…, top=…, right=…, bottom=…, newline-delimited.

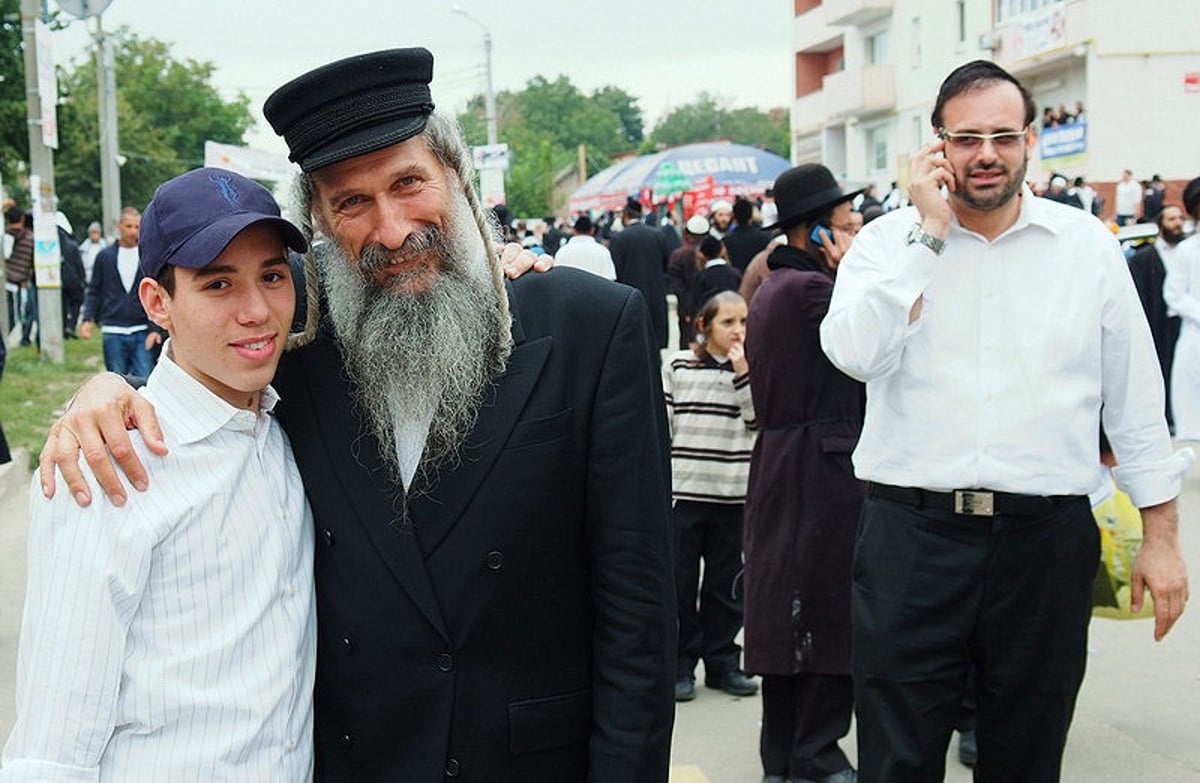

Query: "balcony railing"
left=824, top=0, right=893, bottom=27
left=823, top=64, right=896, bottom=120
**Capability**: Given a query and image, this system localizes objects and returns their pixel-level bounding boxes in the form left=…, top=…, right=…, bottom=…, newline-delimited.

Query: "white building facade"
left=790, top=0, right=1200, bottom=211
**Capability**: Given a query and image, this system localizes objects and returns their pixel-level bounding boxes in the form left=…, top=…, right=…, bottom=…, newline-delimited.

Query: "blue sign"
left=1041, top=119, right=1087, bottom=160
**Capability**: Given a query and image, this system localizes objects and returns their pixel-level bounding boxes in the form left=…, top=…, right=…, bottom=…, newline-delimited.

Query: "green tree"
left=54, top=31, right=253, bottom=228
left=458, top=76, right=644, bottom=216
left=1, top=0, right=31, bottom=204
left=647, top=93, right=790, bottom=158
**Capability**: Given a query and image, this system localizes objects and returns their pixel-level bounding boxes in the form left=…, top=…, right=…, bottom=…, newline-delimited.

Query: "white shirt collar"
left=144, top=339, right=280, bottom=446
left=951, top=185, right=1066, bottom=243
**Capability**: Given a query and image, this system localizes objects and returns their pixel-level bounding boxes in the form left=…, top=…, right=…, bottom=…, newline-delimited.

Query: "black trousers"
left=760, top=673, right=853, bottom=779
left=673, top=499, right=745, bottom=679
left=852, top=494, right=1098, bottom=783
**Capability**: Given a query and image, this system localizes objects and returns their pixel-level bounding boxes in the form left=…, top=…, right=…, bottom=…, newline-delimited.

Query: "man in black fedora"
left=743, top=163, right=865, bottom=783
left=39, top=47, right=676, bottom=782
left=611, top=196, right=671, bottom=350
left=822, top=60, right=1188, bottom=782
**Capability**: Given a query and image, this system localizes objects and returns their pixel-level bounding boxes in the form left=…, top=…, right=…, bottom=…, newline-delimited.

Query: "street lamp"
left=451, top=4, right=496, bottom=146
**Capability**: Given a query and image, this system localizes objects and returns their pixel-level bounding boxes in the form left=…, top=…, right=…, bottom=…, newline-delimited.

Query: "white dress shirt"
left=553, top=234, right=617, bottom=280
left=1162, top=234, right=1200, bottom=439
left=820, top=189, right=1191, bottom=507
left=1115, top=179, right=1142, bottom=216
left=2, top=347, right=315, bottom=782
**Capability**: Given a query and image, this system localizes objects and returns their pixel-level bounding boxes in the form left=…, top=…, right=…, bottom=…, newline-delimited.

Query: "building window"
left=867, top=29, right=890, bottom=66
left=911, top=17, right=921, bottom=68
left=866, top=126, right=888, bottom=172
left=998, top=0, right=1063, bottom=20
left=913, top=115, right=925, bottom=150
left=957, top=0, right=966, bottom=43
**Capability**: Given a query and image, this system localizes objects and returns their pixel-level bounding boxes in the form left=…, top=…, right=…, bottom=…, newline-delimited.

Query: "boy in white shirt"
left=2, top=168, right=315, bottom=782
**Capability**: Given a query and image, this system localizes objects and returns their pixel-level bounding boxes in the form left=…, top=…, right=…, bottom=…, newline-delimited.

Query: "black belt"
left=867, top=482, right=1084, bottom=517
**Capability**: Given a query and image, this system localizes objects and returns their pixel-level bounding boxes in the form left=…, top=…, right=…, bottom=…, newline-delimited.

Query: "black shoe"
left=791, top=770, right=858, bottom=783
left=958, top=730, right=977, bottom=767
left=704, top=669, right=759, bottom=696
left=674, top=678, right=695, bottom=702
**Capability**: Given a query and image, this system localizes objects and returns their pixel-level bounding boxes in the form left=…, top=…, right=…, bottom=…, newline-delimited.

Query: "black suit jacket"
left=610, top=223, right=669, bottom=349
left=723, top=225, right=773, bottom=273
left=1128, top=243, right=1180, bottom=392
left=273, top=268, right=675, bottom=782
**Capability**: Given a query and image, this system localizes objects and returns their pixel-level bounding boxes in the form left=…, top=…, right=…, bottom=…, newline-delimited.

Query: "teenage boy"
left=1, top=168, right=314, bottom=781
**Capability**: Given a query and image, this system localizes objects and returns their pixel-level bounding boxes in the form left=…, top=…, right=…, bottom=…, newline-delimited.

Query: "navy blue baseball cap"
left=139, top=167, right=308, bottom=279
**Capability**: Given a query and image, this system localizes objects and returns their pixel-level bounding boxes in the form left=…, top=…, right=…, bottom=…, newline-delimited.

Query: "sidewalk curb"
left=0, top=449, right=30, bottom=506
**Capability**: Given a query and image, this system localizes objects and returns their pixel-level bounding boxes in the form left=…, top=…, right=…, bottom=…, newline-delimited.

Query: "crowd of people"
left=0, top=51, right=1192, bottom=783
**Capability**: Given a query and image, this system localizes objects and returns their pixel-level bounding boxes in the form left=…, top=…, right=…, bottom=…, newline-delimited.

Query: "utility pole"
left=452, top=4, right=505, bottom=206
left=21, top=0, right=64, bottom=363
left=94, top=13, right=120, bottom=236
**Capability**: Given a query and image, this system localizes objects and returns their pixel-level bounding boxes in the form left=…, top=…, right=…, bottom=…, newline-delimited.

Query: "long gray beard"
left=318, top=199, right=511, bottom=490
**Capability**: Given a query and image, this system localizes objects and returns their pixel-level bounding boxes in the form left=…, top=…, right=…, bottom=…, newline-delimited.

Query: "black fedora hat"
left=264, top=48, right=436, bottom=173
left=763, top=164, right=864, bottom=232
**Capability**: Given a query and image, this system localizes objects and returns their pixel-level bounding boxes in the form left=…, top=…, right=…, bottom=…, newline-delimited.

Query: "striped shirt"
left=2, top=348, right=315, bottom=782
left=662, top=349, right=757, bottom=503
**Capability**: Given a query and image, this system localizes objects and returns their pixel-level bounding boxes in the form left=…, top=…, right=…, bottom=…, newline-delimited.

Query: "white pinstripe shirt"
left=2, top=349, right=315, bottom=782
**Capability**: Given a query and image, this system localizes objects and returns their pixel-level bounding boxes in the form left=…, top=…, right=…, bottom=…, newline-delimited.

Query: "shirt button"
left=337, top=733, right=353, bottom=748
left=286, top=740, right=296, bottom=752
left=323, top=529, right=335, bottom=547
left=437, top=653, right=454, bottom=672
left=485, top=550, right=503, bottom=571
left=445, top=757, right=461, bottom=777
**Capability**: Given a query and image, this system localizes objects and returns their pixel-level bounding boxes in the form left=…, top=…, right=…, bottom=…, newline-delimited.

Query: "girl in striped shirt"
left=662, top=290, right=759, bottom=701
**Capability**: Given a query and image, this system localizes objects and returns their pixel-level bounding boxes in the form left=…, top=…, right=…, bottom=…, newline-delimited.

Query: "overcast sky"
left=50, top=0, right=794, bottom=155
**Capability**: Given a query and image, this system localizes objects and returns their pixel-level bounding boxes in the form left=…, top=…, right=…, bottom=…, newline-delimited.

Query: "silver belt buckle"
left=954, top=490, right=994, bottom=516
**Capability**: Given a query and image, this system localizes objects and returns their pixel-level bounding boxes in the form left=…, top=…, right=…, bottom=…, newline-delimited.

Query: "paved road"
left=0, top=452, right=1198, bottom=780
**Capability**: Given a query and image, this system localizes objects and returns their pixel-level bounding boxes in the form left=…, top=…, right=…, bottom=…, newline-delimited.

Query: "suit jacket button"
left=337, top=733, right=353, bottom=748
left=323, top=528, right=335, bottom=547
left=437, top=653, right=454, bottom=672
left=445, top=758, right=461, bottom=777
left=341, top=636, right=354, bottom=652
left=486, top=550, right=503, bottom=570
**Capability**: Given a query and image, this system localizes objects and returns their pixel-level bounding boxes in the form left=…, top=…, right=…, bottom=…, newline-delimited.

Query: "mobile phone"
left=809, top=224, right=831, bottom=247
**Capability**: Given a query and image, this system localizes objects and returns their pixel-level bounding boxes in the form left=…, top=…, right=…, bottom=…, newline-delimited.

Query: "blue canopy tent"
left=568, top=141, right=791, bottom=214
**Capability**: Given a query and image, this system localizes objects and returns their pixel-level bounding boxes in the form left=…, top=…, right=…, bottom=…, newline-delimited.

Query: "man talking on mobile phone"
left=820, top=60, right=1190, bottom=782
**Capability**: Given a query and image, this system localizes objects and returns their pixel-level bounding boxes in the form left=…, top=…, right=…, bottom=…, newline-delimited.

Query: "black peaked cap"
left=264, top=48, right=436, bottom=173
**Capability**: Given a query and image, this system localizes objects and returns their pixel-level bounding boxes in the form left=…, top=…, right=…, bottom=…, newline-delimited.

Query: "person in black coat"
left=1128, top=204, right=1186, bottom=428
left=610, top=198, right=670, bottom=350
left=41, top=48, right=676, bottom=783
left=744, top=164, right=865, bottom=783
left=694, top=235, right=742, bottom=305
left=722, top=197, right=773, bottom=273
left=58, top=226, right=86, bottom=337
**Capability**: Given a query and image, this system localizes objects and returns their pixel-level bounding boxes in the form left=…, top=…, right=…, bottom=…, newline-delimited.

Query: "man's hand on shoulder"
left=39, top=372, right=167, bottom=508
left=501, top=242, right=553, bottom=279
left=1132, top=499, right=1189, bottom=641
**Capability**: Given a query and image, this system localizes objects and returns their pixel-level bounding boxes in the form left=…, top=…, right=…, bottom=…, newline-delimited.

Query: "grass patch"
left=1, top=338, right=105, bottom=467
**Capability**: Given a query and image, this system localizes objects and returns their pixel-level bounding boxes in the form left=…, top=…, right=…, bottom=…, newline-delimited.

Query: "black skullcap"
left=264, top=48, right=435, bottom=173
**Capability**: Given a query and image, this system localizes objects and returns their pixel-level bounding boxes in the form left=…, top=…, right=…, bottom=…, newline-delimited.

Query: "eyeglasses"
left=937, top=127, right=1028, bottom=152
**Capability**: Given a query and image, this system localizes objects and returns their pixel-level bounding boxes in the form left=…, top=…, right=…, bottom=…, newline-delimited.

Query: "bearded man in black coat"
left=40, top=47, right=676, bottom=783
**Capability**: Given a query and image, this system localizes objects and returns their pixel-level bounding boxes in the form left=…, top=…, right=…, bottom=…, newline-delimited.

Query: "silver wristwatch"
left=906, top=223, right=946, bottom=255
